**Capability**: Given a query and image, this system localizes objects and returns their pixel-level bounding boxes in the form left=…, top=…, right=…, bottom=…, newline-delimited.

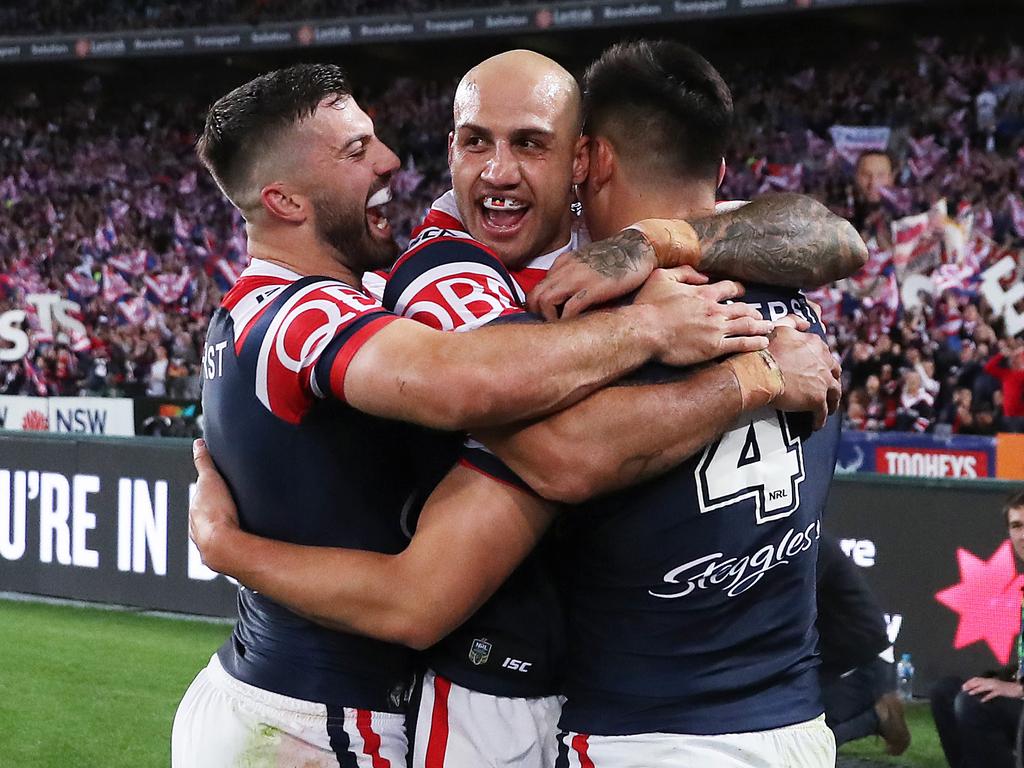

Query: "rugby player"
left=169, top=63, right=780, bottom=768
left=188, top=48, right=857, bottom=767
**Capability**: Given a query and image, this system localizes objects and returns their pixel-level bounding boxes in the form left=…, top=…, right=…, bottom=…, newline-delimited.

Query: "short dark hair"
left=1004, top=488, right=1024, bottom=528
left=197, top=63, right=353, bottom=206
left=582, top=40, right=733, bottom=182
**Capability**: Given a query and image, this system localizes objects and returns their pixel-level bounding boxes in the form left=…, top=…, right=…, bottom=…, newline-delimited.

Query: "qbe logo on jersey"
left=695, top=408, right=805, bottom=524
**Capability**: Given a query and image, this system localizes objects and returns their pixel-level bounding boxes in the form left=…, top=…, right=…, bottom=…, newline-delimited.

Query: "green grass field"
left=0, top=598, right=230, bottom=767
left=839, top=702, right=946, bottom=768
left=1, top=597, right=948, bottom=767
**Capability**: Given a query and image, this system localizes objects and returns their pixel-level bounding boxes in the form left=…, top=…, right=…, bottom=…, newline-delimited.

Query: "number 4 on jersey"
left=695, top=409, right=805, bottom=524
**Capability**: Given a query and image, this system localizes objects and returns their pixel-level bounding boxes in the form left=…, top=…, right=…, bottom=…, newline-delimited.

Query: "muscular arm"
left=529, top=194, right=868, bottom=319
left=477, top=364, right=737, bottom=505
left=689, top=194, right=868, bottom=288
left=194, top=458, right=555, bottom=651
left=343, top=305, right=661, bottom=431
left=477, top=362, right=744, bottom=503
left=478, top=326, right=840, bottom=503
left=345, top=275, right=770, bottom=431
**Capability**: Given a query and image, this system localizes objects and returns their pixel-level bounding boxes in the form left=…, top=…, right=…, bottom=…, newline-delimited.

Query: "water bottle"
left=896, top=653, right=915, bottom=702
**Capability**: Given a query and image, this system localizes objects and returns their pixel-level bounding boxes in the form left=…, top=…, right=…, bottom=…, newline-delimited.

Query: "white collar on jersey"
left=430, top=189, right=463, bottom=223
left=238, top=258, right=304, bottom=282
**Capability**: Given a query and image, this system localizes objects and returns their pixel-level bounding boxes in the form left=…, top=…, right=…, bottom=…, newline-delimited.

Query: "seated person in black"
left=932, top=490, right=1024, bottom=768
left=816, top=533, right=910, bottom=754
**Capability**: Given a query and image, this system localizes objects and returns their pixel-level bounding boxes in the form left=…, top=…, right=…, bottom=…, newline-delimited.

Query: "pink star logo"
left=935, top=541, right=1024, bottom=665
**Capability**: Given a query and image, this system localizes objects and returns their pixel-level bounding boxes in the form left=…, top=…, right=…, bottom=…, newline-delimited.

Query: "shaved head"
left=448, top=49, right=586, bottom=268
left=454, top=49, right=582, bottom=136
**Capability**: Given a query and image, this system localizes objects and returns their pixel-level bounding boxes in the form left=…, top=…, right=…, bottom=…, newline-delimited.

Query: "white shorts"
left=412, top=669, right=562, bottom=768
left=172, top=654, right=408, bottom=768
left=555, top=715, right=836, bottom=768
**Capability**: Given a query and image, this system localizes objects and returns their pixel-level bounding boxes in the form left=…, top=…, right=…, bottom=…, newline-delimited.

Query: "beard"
left=313, top=191, right=398, bottom=274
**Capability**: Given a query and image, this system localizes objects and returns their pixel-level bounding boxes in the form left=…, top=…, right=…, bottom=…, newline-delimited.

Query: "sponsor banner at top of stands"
left=0, top=0, right=914, bottom=63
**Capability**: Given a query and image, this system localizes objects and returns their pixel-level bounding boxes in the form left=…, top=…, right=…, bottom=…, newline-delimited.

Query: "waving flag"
left=907, top=156, right=935, bottom=181
left=173, top=210, right=192, bottom=244
left=934, top=262, right=977, bottom=294
left=102, top=265, right=131, bottom=303
left=212, top=257, right=246, bottom=291
left=109, top=249, right=149, bottom=277
left=117, top=296, right=150, bottom=326
left=65, top=270, right=99, bottom=303
left=23, top=358, right=49, bottom=396
left=878, top=186, right=913, bottom=215
left=143, top=272, right=193, bottom=305
left=828, top=125, right=891, bottom=166
left=1009, top=195, right=1024, bottom=237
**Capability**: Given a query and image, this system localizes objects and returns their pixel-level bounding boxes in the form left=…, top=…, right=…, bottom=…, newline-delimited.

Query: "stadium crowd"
left=1, top=32, right=1023, bottom=434
left=0, top=0, right=536, bottom=36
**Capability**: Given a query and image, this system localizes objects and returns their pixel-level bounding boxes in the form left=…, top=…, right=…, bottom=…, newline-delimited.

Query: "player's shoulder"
left=383, top=229, right=524, bottom=332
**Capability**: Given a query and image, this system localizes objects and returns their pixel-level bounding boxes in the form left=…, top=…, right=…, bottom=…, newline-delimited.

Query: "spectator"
left=852, top=150, right=896, bottom=229
left=930, top=489, right=1024, bottom=768
left=816, top=534, right=910, bottom=755
left=895, top=370, right=935, bottom=432
left=984, top=342, right=1024, bottom=431
left=0, top=24, right=1020, bottom=438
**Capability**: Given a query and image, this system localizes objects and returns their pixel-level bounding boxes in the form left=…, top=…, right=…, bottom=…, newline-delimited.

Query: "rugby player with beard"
left=188, top=49, right=859, bottom=767
left=171, top=62, right=766, bottom=768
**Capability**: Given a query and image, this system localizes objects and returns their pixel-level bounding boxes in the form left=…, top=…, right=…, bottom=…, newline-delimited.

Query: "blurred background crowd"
left=0, top=6, right=1022, bottom=435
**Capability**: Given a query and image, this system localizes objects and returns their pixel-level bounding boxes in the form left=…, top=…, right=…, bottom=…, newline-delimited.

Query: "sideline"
left=0, top=590, right=234, bottom=625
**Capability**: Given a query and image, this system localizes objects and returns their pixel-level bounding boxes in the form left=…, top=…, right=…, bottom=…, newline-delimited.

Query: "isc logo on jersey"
left=392, top=263, right=523, bottom=332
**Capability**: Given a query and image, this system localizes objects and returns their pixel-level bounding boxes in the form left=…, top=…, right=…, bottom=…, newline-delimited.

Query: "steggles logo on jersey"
left=649, top=519, right=821, bottom=600
left=468, top=637, right=493, bottom=666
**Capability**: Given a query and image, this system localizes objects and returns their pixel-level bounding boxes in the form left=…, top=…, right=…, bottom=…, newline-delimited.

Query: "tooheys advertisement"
left=826, top=475, right=1022, bottom=693
left=0, top=433, right=237, bottom=617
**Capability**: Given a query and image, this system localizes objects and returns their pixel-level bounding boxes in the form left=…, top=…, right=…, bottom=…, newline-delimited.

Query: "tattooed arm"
left=690, top=194, right=868, bottom=287
left=528, top=193, right=868, bottom=319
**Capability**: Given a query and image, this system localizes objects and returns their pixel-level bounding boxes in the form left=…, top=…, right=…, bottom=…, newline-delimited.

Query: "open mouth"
left=366, top=186, right=393, bottom=239
left=478, top=195, right=530, bottom=236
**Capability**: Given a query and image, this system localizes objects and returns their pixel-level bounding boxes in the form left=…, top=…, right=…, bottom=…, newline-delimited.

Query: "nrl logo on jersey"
left=468, top=638, right=492, bottom=666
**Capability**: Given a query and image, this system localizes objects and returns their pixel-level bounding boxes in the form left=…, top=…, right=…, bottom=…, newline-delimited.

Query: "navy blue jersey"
left=380, top=223, right=566, bottom=697
left=462, top=285, right=841, bottom=733
left=203, top=259, right=418, bottom=712
left=556, top=285, right=840, bottom=736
